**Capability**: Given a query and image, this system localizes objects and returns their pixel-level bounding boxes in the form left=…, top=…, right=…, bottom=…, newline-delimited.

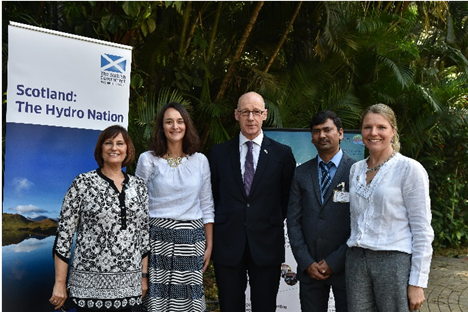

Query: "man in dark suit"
left=287, top=110, right=356, bottom=312
left=209, top=91, right=296, bottom=312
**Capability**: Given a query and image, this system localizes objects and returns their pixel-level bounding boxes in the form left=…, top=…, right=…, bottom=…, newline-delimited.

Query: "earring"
left=391, top=138, right=394, bottom=143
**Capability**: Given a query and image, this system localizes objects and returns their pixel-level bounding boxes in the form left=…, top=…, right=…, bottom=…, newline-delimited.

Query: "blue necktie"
left=244, top=141, right=254, bottom=195
left=320, top=161, right=333, bottom=200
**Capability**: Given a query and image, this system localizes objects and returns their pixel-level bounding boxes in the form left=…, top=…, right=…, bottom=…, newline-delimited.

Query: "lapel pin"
left=264, top=149, right=268, bottom=154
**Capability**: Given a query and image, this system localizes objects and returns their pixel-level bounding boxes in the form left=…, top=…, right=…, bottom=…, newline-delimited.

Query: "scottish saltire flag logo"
left=101, top=53, right=127, bottom=73
left=100, top=53, right=129, bottom=87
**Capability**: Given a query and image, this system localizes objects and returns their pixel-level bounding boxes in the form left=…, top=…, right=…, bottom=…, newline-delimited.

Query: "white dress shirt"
left=135, top=151, right=215, bottom=224
left=347, top=152, right=434, bottom=288
left=239, top=131, right=264, bottom=179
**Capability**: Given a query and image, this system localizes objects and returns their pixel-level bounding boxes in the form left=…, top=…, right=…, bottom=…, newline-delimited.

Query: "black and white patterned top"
left=53, top=169, right=150, bottom=310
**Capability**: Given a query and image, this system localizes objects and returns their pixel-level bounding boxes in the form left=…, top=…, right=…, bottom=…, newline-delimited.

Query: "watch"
left=142, top=272, right=149, bottom=278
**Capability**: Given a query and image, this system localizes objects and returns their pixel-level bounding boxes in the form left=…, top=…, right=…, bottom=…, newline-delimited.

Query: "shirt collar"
left=239, top=131, right=264, bottom=147
left=318, top=149, right=343, bottom=167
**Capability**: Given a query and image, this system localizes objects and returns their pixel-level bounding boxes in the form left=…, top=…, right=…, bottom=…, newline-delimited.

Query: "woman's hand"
left=203, top=247, right=212, bottom=272
left=141, top=256, right=149, bottom=297
left=203, top=223, right=213, bottom=273
left=141, top=276, right=149, bottom=298
left=49, top=281, right=67, bottom=310
left=408, top=285, right=425, bottom=311
left=50, top=254, right=68, bottom=310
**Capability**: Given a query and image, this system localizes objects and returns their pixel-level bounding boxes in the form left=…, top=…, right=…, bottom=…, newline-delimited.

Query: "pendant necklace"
left=167, top=153, right=183, bottom=167
left=366, top=151, right=396, bottom=173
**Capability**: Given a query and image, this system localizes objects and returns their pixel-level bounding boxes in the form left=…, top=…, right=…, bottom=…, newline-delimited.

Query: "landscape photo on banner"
left=3, top=22, right=132, bottom=312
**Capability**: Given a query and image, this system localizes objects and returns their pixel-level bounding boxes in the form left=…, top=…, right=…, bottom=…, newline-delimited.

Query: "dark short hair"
left=94, top=125, right=135, bottom=168
left=149, top=102, right=200, bottom=157
left=309, top=110, right=343, bottom=130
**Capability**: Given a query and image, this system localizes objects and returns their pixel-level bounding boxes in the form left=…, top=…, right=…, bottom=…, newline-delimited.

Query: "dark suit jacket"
left=209, top=134, right=296, bottom=267
left=287, top=152, right=356, bottom=283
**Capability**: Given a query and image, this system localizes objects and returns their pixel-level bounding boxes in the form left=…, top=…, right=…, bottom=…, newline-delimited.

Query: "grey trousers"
left=345, top=247, right=411, bottom=312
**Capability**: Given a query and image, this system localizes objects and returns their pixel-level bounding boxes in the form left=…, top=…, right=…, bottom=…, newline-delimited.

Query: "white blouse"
left=135, top=151, right=215, bottom=224
left=347, top=152, right=434, bottom=288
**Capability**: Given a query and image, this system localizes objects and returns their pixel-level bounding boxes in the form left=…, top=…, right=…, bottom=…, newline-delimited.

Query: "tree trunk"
left=179, top=1, right=192, bottom=64
left=207, top=1, right=223, bottom=63
left=215, top=1, right=265, bottom=102
left=264, top=1, right=303, bottom=73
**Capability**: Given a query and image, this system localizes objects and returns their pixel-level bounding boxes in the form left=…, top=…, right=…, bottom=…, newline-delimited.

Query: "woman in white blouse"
left=346, top=104, right=434, bottom=312
left=135, top=102, right=214, bottom=312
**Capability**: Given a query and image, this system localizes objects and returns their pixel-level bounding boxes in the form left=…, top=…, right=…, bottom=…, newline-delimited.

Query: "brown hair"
left=149, top=102, right=200, bottom=156
left=94, top=125, right=135, bottom=168
left=361, top=103, right=401, bottom=152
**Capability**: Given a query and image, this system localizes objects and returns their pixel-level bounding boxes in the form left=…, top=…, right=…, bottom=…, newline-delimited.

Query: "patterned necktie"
left=320, top=161, right=333, bottom=200
left=244, top=141, right=254, bottom=195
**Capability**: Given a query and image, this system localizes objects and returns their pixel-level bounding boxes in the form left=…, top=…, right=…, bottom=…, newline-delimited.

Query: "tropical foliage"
left=2, top=1, right=468, bottom=248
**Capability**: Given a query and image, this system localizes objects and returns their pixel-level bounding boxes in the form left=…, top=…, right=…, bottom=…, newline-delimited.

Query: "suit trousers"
left=214, top=242, right=281, bottom=312
left=299, top=271, right=347, bottom=312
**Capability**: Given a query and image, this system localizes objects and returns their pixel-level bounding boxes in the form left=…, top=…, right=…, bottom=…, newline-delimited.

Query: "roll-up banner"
left=2, top=22, right=132, bottom=312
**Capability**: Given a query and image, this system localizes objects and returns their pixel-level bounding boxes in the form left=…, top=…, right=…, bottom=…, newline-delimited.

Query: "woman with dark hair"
left=135, top=102, right=214, bottom=312
left=50, top=125, right=149, bottom=312
left=346, top=104, right=434, bottom=312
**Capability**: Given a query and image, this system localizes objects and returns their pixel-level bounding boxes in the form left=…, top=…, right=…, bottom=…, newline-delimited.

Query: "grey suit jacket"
left=287, top=152, right=356, bottom=283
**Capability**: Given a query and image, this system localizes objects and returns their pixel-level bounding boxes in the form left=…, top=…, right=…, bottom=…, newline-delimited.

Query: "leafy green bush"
left=422, top=113, right=468, bottom=248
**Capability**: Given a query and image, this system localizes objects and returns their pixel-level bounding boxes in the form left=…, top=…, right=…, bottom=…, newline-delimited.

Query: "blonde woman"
left=346, top=104, right=434, bottom=312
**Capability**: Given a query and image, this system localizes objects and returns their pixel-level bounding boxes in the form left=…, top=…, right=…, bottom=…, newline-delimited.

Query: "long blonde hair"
left=361, top=103, right=401, bottom=152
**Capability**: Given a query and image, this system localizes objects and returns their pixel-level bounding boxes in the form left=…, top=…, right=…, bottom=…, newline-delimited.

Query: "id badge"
left=333, top=190, right=350, bottom=203
left=126, top=187, right=138, bottom=199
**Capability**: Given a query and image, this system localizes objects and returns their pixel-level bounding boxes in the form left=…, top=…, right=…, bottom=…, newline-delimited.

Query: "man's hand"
left=317, top=259, right=333, bottom=275
left=306, top=261, right=331, bottom=280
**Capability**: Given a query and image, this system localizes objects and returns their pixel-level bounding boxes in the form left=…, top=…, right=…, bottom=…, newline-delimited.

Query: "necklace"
left=366, top=151, right=396, bottom=173
left=167, top=153, right=183, bottom=167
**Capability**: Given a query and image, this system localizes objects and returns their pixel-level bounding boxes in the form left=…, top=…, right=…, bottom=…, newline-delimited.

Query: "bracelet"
left=142, top=273, right=149, bottom=278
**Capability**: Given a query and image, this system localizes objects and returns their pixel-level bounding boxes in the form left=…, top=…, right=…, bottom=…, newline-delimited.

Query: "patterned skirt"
left=140, top=218, right=206, bottom=312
